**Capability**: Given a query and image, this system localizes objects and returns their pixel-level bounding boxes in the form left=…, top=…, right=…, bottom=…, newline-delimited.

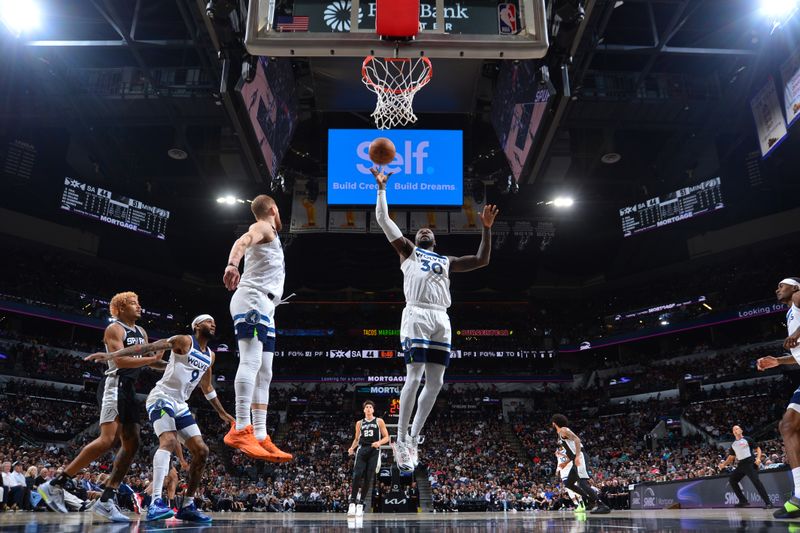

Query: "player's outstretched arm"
left=450, top=204, right=499, bottom=273
left=371, top=167, right=414, bottom=260
left=223, top=222, right=275, bottom=291
left=757, top=354, right=799, bottom=370
left=84, top=335, right=190, bottom=366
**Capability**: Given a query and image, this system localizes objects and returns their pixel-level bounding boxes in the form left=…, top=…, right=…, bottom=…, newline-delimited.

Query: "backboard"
left=245, top=0, right=549, bottom=59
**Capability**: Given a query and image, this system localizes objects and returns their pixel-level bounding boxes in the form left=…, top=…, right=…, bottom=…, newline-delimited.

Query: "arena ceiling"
left=0, top=0, right=798, bottom=290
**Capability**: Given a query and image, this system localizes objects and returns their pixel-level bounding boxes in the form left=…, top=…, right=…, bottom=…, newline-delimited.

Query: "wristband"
left=204, top=390, right=217, bottom=400
left=227, top=263, right=237, bottom=268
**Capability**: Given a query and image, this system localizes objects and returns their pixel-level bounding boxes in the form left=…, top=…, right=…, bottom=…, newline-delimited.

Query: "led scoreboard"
left=619, top=177, right=723, bottom=237
left=60, top=177, right=170, bottom=240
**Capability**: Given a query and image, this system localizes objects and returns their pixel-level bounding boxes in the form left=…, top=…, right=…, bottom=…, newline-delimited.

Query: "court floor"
left=0, top=509, right=799, bottom=532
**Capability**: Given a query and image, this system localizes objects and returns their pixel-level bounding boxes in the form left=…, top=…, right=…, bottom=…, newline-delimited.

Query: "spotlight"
left=761, top=0, right=798, bottom=20
left=0, top=0, right=40, bottom=36
left=217, top=195, right=239, bottom=205
left=552, top=196, right=574, bottom=208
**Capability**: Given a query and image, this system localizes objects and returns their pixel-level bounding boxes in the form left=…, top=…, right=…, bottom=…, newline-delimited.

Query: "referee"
left=718, top=425, right=772, bottom=508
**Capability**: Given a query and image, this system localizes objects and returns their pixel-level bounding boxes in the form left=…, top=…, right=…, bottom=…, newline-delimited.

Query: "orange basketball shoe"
left=259, top=435, right=293, bottom=463
left=224, top=423, right=274, bottom=460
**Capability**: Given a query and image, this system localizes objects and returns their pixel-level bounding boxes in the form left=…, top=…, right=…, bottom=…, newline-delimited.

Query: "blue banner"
left=327, top=129, right=463, bottom=206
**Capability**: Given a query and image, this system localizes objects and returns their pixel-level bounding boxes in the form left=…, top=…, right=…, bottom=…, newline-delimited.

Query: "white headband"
left=191, top=314, right=214, bottom=330
left=780, top=278, right=800, bottom=288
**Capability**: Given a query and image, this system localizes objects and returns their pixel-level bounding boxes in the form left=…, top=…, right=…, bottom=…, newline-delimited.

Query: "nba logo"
left=498, top=3, right=518, bottom=35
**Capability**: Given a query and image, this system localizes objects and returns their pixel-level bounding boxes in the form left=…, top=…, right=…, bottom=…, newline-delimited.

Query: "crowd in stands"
left=0, top=324, right=798, bottom=514
left=602, top=344, right=786, bottom=396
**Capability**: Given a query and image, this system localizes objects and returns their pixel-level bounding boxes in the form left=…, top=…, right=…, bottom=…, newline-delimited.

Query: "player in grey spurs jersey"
left=39, top=292, right=162, bottom=522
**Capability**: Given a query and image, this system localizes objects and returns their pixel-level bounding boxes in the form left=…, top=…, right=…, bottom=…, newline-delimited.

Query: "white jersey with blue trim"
left=788, top=304, right=800, bottom=364
left=401, top=247, right=451, bottom=309
left=150, top=337, right=212, bottom=405
left=239, top=235, right=285, bottom=301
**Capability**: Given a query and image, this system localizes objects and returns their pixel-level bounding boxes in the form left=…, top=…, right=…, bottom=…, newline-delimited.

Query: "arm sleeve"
left=376, top=189, right=403, bottom=242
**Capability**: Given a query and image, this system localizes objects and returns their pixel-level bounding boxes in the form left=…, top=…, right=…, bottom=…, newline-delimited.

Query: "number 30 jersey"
left=401, top=247, right=451, bottom=309
left=151, top=336, right=212, bottom=404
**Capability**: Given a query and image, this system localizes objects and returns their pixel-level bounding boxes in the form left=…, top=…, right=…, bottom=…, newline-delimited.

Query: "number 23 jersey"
left=401, top=247, right=451, bottom=309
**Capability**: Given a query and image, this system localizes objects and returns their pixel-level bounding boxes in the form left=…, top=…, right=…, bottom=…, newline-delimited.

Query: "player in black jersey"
left=39, top=292, right=165, bottom=522
left=551, top=414, right=611, bottom=515
left=347, top=400, right=390, bottom=516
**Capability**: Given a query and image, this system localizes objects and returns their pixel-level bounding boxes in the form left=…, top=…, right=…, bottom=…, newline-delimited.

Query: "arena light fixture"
left=760, top=0, right=798, bottom=20
left=552, top=196, right=574, bottom=208
left=0, top=0, right=40, bottom=36
left=761, top=0, right=799, bottom=30
left=216, top=195, right=250, bottom=205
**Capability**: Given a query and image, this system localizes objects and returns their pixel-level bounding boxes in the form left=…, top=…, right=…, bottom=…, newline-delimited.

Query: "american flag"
left=275, top=15, right=309, bottom=32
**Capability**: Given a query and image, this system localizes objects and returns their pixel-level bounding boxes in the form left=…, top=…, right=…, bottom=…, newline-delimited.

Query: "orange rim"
left=361, top=55, right=433, bottom=95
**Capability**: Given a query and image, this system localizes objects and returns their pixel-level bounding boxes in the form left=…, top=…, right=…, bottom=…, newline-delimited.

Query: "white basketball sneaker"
left=408, top=434, right=424, bottom=468
left=347, top=502, right=356, bottom=516
left=393, top=437, right=414, bottom=471
left=356, top=503, right=364, bottom=516
left=93, top=499, right=131, bottom=523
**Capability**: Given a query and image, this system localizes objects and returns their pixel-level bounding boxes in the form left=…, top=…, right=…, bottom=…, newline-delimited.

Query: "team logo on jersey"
left=244, top=309, right=261, bottom=325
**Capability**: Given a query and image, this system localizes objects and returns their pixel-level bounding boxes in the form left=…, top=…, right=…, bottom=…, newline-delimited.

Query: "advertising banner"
left=328, top=210, right=367, bottom=233
left=750, top=78, right=788, bottom=157
left=630, top=468, right=790, bottom=509
left=328, top=129, right=463, bottom=206
left=290, top=180, right=327, bottom=233
left=781, top=48, right=800, bottom=126
left=449, top=197, right=485, bottom=234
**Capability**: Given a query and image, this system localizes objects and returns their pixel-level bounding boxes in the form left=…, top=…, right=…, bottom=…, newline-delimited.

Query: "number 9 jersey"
left=146, top=337, right=212, bottom=421
left=400, top=247, right=452, bottom=367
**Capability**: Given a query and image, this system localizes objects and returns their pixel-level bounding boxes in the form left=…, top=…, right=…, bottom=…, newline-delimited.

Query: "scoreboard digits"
left=60, top=177, right=170, bottom=240
left=619, top=177, right=723, bottom=237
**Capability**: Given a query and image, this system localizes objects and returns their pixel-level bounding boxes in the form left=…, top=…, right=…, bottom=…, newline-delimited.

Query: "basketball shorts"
left=97, top=375, right=141, bottom=425
left=400, top=304, right=452, bottom=367
left=230, top=286, right=276, bottom=351
left=788, top=384, right=800, bottom=414
left=146, top=392, right=201, bottom=442
left=563, top=454, right=589, bottom=479
left=354, top=446, right=382, bottom=475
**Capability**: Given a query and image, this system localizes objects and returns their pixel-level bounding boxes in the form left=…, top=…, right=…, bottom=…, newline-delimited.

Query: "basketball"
left=368, top=137, right=396, bottom=166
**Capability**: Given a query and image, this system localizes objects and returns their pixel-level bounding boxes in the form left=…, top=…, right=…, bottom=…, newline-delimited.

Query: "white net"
left=361, top=56, right=433, bottom=130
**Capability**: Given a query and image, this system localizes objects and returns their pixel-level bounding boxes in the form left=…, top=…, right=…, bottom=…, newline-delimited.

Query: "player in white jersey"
left=222, top=194, right=293, bottom=462
left=555, top=446, right=585, bottom=512
left=756, top=277, right=800, bottom=518
left=371, top=168, right=498, bottom=471
left=86, top=314, right=233, bottom=523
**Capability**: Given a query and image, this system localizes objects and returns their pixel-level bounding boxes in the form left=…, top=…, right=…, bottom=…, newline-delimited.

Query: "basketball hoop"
left=361, top=56, right=433, bottom=130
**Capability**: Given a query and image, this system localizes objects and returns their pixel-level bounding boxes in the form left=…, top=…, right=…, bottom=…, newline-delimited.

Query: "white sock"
left=398, top=363, right=425, bottom=442
left=793, top=467, right=800, bottom=498
left=409, top=363, right=446, bottom=438
left=182, top=496, right=194, bottom=508
left=151, top=448, right=171, bottom=502
left=234, top=338, right=263, bottom=430
left=252, top=409, right=268, bottom=441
